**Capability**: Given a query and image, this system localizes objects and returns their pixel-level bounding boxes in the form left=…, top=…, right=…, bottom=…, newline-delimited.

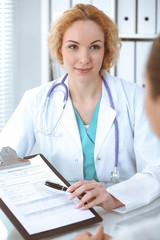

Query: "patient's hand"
left=71, top=226, right=112, bottom=240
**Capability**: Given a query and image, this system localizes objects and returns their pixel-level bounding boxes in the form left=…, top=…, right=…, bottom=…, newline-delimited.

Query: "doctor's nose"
left=78, top=49, right=90, bottom=65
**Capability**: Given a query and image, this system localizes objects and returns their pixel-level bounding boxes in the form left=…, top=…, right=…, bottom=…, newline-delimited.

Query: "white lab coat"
left=0, top=72, right=160, bottom=213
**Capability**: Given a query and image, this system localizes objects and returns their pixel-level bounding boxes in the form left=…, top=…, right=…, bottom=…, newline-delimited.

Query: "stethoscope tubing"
left=45, top=73, right=119, bottom=172
left=47, top=74, right=68, bottom=101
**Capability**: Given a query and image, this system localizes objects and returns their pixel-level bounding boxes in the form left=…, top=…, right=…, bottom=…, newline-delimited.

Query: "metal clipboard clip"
left=0, top=146, right=30, bottom=170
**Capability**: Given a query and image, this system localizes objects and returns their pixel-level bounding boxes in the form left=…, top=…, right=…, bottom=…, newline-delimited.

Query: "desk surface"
left=1, top=197, right=160, bottom=240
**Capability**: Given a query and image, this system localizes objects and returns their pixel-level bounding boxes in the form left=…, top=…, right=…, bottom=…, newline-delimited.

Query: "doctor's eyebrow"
left=66, top=40, right=103, bottom=45
left=89, top=40, right=103, bottom=45
left=66, top=40, right=80, bottom=44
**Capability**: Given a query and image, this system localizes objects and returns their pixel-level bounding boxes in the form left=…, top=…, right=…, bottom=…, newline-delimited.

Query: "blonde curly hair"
left=48, top=4, right=121, bottom=72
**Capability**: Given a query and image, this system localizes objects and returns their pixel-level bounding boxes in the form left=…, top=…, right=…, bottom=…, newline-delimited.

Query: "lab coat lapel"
left=54, top=75, right=82, bottom=147
left=95, top=74, right=118, bottom=157
left=61, top=97, right=82, bottom=147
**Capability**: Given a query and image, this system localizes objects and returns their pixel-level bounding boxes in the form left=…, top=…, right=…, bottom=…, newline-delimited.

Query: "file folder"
left=137, top=0, right=156, bottom=34
left=117, top=0, right=136, bottom=34
left=0, top=147, right=102, bottom=240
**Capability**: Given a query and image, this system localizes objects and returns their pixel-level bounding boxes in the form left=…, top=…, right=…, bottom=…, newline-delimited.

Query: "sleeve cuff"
left=107, top=173, right=160, bottom=213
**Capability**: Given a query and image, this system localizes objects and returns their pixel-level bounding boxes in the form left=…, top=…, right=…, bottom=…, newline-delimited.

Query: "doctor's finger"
left=67, top=180, right=95, bottom=193
left=78, top=181, right=106, bottom=200
left=76, top=187, right=109, bottom=209
left=75, top=189, right=102, bottom=209
left=78, top=196, right=102, bottom=210
left=67, top=180, right=98, bottom=199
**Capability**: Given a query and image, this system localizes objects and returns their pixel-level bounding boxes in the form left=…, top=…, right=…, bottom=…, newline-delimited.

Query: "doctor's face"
left=61, top=20, right=105, bottom=83
left=144, top=73, right=160, bottom=138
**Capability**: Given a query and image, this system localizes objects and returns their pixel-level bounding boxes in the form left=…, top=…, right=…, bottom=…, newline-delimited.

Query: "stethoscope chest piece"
left=110, top=167, right=119, bottom=183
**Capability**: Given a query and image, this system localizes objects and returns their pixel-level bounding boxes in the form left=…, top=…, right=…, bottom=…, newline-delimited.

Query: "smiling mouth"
left=75, top=67, right=92, bottom=73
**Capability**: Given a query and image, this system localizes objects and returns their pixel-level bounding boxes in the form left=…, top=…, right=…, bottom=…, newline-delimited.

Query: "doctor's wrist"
left=100, top=192, right=124, bottom=211
left=111, top=194, right=124, bottom=209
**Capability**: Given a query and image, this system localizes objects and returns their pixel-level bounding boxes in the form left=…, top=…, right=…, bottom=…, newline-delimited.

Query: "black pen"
left=45, top=181, right=68, bottom=191
left=45, top=181, right=86, bottom=199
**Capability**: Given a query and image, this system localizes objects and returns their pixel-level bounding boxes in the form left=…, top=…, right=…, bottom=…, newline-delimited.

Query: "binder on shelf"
left=117, top=0, right=136, bottom=34
left=116, top=41, right=135, bottom=83
left=137, top=0, right=156, bottom=34
left=0, top=147, right=102, bottom=240
left=136, top=41, right=152, bottom=87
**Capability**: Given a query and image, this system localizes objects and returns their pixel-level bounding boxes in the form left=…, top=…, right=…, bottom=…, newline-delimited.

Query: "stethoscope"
left=42, top=73, right=119, bottom=183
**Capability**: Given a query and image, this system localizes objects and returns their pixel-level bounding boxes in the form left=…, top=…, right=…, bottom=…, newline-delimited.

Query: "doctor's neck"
left=68, top=74, right=102, bottom=102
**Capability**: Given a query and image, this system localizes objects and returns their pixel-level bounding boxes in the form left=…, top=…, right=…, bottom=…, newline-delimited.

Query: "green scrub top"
left=73, top=97, right=101, bottom=181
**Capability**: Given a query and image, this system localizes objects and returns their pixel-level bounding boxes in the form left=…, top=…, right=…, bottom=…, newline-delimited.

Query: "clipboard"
left=0, top=147, right=103, bottom=240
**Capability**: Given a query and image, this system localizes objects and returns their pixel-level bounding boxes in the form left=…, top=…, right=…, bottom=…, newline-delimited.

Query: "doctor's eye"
left=69, top=44, right=78, bottom=50
left=90, top=44, right=100, bottom=50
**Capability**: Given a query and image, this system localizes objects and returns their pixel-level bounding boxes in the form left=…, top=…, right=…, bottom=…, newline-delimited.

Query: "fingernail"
left=66, top=187, right=71, bottom=192
left=80, top=206, right=86, bottom=210
left=75, top=203, right=81, bottom=208
left=68, top=195, right=73, bottom=200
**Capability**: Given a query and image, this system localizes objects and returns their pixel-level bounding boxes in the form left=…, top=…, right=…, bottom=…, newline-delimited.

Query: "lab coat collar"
left=102, top=72, right=118, bottom=105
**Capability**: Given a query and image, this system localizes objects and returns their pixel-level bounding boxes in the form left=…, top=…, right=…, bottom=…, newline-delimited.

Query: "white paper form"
left=0, top=155, right=94, bottom=235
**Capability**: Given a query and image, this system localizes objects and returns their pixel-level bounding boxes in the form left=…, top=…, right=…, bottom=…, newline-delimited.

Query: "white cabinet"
left=136, top=41, right=152, bottom=86
left=92, top=0, right=115, bottom=19
left=116, top=41, right=135, bottom=83
left=116, top=0, right=159, bottom=86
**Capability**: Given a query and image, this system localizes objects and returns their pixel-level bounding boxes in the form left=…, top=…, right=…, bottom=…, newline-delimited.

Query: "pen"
left=45, top=181, right=86, bottom=199
left=45, top=181, right=68, bottom=191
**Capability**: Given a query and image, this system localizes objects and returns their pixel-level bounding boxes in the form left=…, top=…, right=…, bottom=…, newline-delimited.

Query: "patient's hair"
left=146, top=35, right=160, bottom=98
left=48, top=3, right=121, bottom=72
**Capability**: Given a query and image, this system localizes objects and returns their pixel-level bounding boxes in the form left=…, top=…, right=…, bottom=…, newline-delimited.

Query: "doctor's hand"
left=71, top=226, right=112, bottom=240
left=67, top=180, right=124, bottom=211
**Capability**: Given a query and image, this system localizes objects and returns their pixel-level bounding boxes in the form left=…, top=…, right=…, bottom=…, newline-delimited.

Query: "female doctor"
left=0, top=4, right=160, bottom=213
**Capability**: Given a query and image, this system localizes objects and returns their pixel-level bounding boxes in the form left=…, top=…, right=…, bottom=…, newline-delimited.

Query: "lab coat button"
left=97, top=157, right=101, bottom=160
left=74, top=159, right=79, bottom=163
